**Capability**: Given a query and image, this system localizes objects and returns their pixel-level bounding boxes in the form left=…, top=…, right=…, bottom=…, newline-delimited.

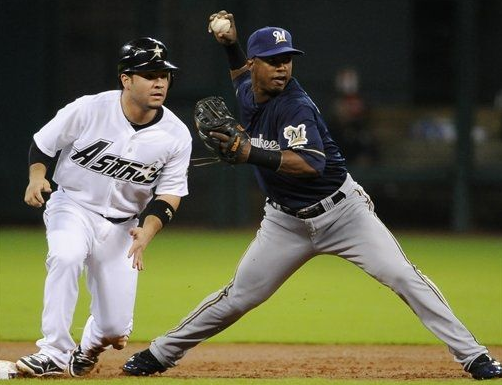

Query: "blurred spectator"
left=409, top=116, right=456, bottom=142
left=328, top=67, right=379, bottom=166
left=409, top=116, right=487, bottom=143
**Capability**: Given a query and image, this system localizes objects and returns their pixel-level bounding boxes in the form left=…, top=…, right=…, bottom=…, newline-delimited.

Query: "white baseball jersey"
left=34, top=90, right=192, bottom=218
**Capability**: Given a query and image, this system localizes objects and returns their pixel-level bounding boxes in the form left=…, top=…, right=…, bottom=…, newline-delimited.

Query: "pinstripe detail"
left=381, top=218, right=482, bottom=344
left=165, top=280, right=234, bottom=336
left=358, top=189, right=482, bottom=346
left=376, top=214, right=451, bottom=308
left=356, top=184, right=451, bottom=308
left=164, top=233, right=257, bottom=337
left=355, top=187, right=374, bottom=212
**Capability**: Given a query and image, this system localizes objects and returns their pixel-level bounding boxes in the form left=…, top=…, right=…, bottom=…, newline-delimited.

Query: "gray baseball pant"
left=151, top=174, right=486, bottom=368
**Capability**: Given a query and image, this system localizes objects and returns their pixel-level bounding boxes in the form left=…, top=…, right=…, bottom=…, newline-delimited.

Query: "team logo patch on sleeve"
left=283, top=124, right=308, bottom=148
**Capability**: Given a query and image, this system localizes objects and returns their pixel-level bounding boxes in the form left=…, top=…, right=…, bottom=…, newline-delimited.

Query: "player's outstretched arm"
left=208, top=10, right=248, bottom=80
left=128, top=194, right=180, bottom=270
left=24, top=163, right=52, bottom=208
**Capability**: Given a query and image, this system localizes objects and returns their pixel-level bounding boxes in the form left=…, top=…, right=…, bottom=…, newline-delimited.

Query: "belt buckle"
left=296, top=206, right=314, bottom=219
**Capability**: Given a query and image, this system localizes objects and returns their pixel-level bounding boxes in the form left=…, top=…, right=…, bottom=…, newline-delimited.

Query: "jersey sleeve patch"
left=283, top=124, right=308, bottom=148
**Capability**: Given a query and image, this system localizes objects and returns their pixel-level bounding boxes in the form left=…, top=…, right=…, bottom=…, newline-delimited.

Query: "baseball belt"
left=100, top=214, right=137, bottom=224
left=267, top=191, right=345, bottom=219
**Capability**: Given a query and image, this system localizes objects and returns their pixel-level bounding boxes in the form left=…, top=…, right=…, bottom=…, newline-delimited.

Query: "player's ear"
left=120, top=73, right=132, bottom=89
left=167, top=72, right=174, bottom=90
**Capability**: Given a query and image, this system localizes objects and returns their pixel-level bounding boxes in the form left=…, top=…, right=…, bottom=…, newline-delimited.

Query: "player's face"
left=249, top=54, right=292, bottom=102
left=127, top=71, right=171, bottom=109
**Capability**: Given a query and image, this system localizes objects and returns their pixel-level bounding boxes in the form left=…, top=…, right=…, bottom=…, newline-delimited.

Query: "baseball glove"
left=194, top=96, right=249, bottom=164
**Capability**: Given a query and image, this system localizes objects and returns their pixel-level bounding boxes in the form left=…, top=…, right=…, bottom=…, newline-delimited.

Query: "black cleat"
left=466, top=354, right=502, bottom=380
left=122, top=349, right=166, bottom=376
left=67, top=345, right=99, bottom=377
left=16, top=353, right=64, bottom=377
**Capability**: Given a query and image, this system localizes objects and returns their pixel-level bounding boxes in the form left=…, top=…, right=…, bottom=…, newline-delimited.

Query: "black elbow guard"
left=29, top=141, right=55, bottom=167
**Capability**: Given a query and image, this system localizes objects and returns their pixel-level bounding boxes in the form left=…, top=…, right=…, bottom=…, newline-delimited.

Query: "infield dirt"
left=1, top=342, right=501, bottom=380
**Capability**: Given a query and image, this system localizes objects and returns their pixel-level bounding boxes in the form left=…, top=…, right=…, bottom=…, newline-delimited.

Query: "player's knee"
left=231, top=292, right=268, bottom=313
left=46, top=231, right=87, bottom=269
left=46, top=248, right=86, bottom=270
left=378, top=264, right=415, bottom=291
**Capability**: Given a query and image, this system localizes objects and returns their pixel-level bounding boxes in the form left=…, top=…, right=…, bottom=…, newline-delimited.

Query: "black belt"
left=267, top=191, right=345, bottom=219
left=100, top=214, right=136, bottom=224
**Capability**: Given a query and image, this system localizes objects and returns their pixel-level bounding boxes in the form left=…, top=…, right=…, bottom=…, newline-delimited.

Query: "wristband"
left=247, top=146, right=282, bottom=171
left=138, top=199, right=175, bottom=227
left=223, top=42, right=247, bottom=70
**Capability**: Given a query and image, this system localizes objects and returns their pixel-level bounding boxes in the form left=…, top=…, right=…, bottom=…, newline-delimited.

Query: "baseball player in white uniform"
left=16, top=37, right=192, bottom=378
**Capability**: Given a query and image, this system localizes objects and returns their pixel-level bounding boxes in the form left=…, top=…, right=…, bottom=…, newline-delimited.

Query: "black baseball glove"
left=194, top=96, right=249, bottom=164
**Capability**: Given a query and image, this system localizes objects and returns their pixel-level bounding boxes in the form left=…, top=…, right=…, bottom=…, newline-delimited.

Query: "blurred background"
left=2, top=0, right=501, bottom=231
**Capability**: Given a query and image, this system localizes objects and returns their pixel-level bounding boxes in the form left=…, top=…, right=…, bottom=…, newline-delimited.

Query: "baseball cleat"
left=466, top=354, right=502, bottom=380
left=16, top=353, right=64, bottom=377
left=67, top=345, right=99, bottom=377
left=122, top=349, right=166, bottom=376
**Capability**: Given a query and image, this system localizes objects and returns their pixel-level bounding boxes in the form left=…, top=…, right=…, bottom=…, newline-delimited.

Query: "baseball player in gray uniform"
left=122, top=12, right=502, bottom=381
left=17, top=37, right=192, bottom=377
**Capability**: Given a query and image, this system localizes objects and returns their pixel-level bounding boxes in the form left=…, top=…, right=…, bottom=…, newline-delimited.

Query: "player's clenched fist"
left=24, top=177, right=52, bottom=208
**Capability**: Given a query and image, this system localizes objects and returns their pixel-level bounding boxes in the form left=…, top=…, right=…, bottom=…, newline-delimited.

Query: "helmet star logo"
left=150, top=44, right=163, bottom=59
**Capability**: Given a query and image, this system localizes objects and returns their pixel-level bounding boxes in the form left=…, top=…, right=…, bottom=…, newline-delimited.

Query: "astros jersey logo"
left=283, top=124, right=308, bottom=148
left=69, top=140, right=162, bottom=184
left=273, top=30, right=287, bottom=44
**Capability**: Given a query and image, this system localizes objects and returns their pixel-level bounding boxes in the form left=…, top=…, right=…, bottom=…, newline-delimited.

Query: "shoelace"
left=74, top=350, right=98, bottom=364
left=30, top=354, right=52, bottom=364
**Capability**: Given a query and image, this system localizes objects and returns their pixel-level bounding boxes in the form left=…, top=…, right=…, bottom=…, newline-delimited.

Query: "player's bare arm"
left=128, top=194, right=181, bottom=271
left=276, top=150, right=318, bottom=176
left=24, top=163, right=52, bottom=208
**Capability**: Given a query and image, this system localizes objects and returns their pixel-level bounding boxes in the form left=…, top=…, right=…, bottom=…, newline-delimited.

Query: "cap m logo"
left=273, top=30, right=287, bottom=44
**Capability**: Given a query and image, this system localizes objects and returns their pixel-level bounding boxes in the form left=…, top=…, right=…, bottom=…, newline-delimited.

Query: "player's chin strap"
left=190, top=156, right=221, bottom=167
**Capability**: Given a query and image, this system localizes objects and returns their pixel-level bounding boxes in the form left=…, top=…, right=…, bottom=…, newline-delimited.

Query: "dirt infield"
left=1, top=342, right=500, bottom=380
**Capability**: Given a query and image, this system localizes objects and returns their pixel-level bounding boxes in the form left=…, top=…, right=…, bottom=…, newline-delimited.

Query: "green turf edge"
left=12, top=378, right=476, bottom=385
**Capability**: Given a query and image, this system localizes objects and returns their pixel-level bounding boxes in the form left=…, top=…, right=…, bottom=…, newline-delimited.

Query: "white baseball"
left=210, top=17, right=231, bottom=34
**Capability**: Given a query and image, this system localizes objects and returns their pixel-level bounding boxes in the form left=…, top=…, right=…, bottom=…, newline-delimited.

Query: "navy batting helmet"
left=118, top=37, right=178, bottom=76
